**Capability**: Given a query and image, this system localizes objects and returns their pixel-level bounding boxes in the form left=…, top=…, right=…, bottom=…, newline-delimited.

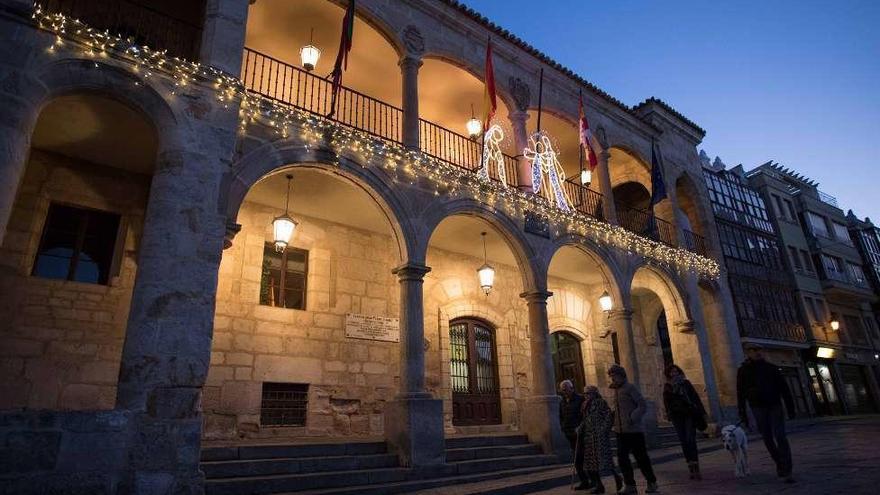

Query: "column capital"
left=520, top=290, right=553, bottom=303
left=392, top=262, right=431, bottom=281
left=599, top=149, right=611, bottom=161
left=607, top=309, right=633, bottom=321
left=508, top=110, right=530, bottom=124
left=398, top=54, right=423, bottom=70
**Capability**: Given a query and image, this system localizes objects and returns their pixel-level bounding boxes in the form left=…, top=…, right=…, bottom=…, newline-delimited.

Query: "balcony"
left=240, top=47, right=707, bottom=255
left=739, top=319, right=807, bottom=344
left=38, top=0, right=203, bottom=60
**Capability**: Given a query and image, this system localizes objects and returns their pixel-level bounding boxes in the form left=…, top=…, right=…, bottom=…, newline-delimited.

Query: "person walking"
left=663, top=364, right=708, bottom=480
left=578, top=386, right=623, bottom=494
left=608, top=364, right=658, bottom=494
left=737, top=343, right=797, bottom=483
left=559, top=379, right=590, bottom=490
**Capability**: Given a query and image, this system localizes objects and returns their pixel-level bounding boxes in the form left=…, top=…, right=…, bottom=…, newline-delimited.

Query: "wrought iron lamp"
left=476, top=232, right=495, bottom=295
left=300, top=28, right=321, bottom=71
left=272, top=174, right=299, bottom=252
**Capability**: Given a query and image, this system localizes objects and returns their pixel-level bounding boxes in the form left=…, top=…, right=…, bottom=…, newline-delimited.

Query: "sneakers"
left=645, top=482, right=659, bottom=493
left=617, top=485, right=637, bottom=495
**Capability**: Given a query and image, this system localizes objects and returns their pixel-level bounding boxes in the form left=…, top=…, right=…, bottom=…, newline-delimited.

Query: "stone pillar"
left=200, top=0, right=250, bottom=75
left=399, top=55, right=422, bottom=149
left=679, top=274, right=723, bottom=421
left=115, top=135, right=232, bottom=492
left=385, top=262, right=444, bottom=467
left=608, top=309, right=640, bottom=385
left=509, top=110, right=533, bottom=193
left=701, top=277, right=745, bottom=415
left=520, top=290, right=569, bottom=457
left=596, top=150, right=618, bottom=223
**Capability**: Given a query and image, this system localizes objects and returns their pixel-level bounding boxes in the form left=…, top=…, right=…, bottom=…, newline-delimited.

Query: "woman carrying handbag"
left=663, top=364, right=708, bottom=480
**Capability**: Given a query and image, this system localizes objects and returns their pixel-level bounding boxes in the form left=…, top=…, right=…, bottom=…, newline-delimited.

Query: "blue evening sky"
left=462, top=0, right=880, bottom=220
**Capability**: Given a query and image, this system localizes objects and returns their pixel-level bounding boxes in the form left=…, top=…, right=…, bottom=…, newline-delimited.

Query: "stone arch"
left=418, top=198, right=540, bottom=292
left=628, top=264, right=690, bottom=323
left=674, top=171, right=711, bottom=239
left=543, top=233, right=627, bottom=307
left=419, top=53, right=520, bottom=119
left=223, top=139, right=416, bottom=263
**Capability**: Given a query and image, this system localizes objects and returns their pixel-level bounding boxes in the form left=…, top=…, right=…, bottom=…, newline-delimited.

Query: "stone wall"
left=0, top=150, right=149, bottom=411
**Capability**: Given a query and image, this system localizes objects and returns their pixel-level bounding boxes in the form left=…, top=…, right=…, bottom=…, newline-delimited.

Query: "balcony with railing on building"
left=739, top=319, right=807, bottom=344
left=37, top=0, right=203, bottom=60
left=819, top=254, right=873, bottom=293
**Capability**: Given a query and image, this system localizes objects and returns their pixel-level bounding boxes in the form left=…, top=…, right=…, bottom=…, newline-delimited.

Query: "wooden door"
left=450, top=319, right=501, bottom=426
left=551, top=331, right=586, bottom=394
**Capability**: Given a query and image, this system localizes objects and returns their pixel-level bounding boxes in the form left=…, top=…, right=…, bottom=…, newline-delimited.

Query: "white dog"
left=721, top=424, right=750, bottom=478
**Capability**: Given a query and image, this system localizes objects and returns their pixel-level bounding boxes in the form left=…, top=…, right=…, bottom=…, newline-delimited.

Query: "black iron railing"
left=242, top=48, right=404, bottom=142
left=740, top=320, right=807, bottom=343
left=616, top=202, right=676, bottom=247
left=39, top=0, right=202, bottom=60
left=419, top=119, right=519, bottom=188
left=682, top=229, right=707, bottom=257
left=562, top=178, right=604, bottom=221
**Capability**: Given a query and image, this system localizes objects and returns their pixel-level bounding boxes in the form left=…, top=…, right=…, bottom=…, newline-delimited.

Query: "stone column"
left=596, top=150, right=618, bottom=224
left=200, top=0, right=250, bottom=75
left=385, top=262, right=444, bottom=467
left=701, top=277, right=745, bottom=416
left=399, top=55, right=422, bottom=149
left=115, top=123, right=234, bottom=492
left=608, top=309, right=640, bottom=385
left=520, top=290, right=569, bottom=457
left=509, top=110, right=533, bottom=193
left=680, top=274, right=723, bottom=421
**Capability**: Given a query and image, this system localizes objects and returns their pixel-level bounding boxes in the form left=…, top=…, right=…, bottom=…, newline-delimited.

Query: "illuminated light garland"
left=31, top=5, right=721, bottom=280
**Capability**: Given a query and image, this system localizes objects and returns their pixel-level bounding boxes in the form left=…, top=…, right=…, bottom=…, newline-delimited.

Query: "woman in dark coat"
left=663, top=364, right=708, bottom=480
left=578, top=386, right=623, bottom=494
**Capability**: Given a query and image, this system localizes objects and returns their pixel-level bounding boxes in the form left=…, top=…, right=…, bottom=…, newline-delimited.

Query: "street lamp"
left=466, top=104, right=482, bottom=140
left=272, top=174, right=299, bottom=252
left=300, top=28, right=321, bottom=71
left=476, top=232, right=495, bottom=295
left=829, top=319, right=840, bottom=331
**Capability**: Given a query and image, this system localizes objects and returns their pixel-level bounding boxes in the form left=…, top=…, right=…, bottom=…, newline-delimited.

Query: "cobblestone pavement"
left=533, top=416, right=880, bottom=495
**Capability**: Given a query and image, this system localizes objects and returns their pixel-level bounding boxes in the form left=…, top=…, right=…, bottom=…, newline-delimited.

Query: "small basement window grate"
left=260, top=383, right=308, bottom=427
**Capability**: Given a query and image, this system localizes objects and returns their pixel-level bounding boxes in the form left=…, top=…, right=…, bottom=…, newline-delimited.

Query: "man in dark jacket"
left=559, top=379, right=589, bottom=489
left=737, top=343, right=796, bottom=482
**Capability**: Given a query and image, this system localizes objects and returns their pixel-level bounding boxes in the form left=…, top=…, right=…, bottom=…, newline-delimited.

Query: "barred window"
left=260, top=382, right=308, bottom=427
left=260, top=244, right=308, bottom=310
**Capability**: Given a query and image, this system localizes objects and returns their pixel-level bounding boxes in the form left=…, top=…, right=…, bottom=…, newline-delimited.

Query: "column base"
left=384, top=396, right=444, bottom=467
left=520, top=395, right=570, bottom=460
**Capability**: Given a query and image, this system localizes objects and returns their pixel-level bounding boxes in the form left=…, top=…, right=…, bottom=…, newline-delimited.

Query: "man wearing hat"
left=737, top=343, right=797, bottom=483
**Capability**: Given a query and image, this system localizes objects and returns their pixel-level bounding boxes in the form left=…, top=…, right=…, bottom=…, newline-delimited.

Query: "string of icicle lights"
left=32, top=4, right=720, bottom=280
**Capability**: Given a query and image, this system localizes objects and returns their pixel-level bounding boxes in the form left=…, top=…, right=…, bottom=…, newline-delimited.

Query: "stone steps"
left=201, top=434, right=560, bottom=494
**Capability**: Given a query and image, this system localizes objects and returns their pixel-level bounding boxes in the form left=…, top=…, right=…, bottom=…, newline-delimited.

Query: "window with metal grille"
left=260, top=383, right=308, bottom=427
left=260, top=244, right=308, bottom=310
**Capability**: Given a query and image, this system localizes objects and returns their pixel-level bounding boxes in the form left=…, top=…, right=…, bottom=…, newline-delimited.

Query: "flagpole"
left=536, top=67, right=544, bottom=134
left=578, top=89, right=585, bottom=208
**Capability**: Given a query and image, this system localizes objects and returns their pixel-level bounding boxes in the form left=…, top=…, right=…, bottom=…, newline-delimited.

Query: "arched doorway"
left=450, top=318, right=501, bottom=426
left=551, top=331, right=586, bottom=394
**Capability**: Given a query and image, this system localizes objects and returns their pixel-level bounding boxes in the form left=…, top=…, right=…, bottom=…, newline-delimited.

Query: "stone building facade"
left=0, top=0, right=743, bottom=492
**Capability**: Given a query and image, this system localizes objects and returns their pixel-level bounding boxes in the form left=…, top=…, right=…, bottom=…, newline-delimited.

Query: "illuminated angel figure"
left=476, top=124, right=507, bottom=187
left=524, top=130, right=571, bottom=211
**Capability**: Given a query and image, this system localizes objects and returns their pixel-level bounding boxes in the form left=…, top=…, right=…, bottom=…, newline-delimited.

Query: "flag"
left=327, top=0, right=356, bottom=117
left=650, top=141, right=667, bottom=207
left=482, top=40, right=497, bottom=130
left=578, top=93, right=598, bottom=171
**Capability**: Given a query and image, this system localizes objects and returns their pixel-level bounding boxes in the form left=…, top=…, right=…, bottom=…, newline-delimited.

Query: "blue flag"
left=650, top=142, right=667, bottom=207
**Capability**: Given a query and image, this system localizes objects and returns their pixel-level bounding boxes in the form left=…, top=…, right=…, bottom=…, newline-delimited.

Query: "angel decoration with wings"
left=476, top=124, right=508, bottom=187
left=524, top=130, right=571, bottom=211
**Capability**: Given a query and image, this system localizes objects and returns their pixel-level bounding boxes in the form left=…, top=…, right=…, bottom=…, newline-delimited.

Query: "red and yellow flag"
left=578, top=93, right=598, bottom=171
left=328, top=0, right=356, bottom=117
left=482, top=40, right=497, bottom=130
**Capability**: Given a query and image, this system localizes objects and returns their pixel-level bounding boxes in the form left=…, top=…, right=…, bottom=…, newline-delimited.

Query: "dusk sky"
left=463, top=0, right=880, bottom=220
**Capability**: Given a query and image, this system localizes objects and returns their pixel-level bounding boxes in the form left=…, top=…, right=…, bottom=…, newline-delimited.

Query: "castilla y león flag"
left=328, top=0, right=355, bottom=117
left=578, top=93, right=598, bottom=171
left=482, top=40, right=497, bottom=130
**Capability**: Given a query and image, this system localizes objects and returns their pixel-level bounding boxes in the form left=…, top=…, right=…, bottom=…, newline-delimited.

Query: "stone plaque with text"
left=345, top=313, right=400, bottom=342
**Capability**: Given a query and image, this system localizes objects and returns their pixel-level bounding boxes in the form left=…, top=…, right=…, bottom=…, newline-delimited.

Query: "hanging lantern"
left=598, top=290, right=613, bottom=312
left=580, top=168, right=592, bottom=186
left=466, top=103, right=483, bottom=140
left=300, top=28, right=321, bottom=71
left=477, top=232, right=495, bottom=295
left=272, top=174, right=299, bottom=252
